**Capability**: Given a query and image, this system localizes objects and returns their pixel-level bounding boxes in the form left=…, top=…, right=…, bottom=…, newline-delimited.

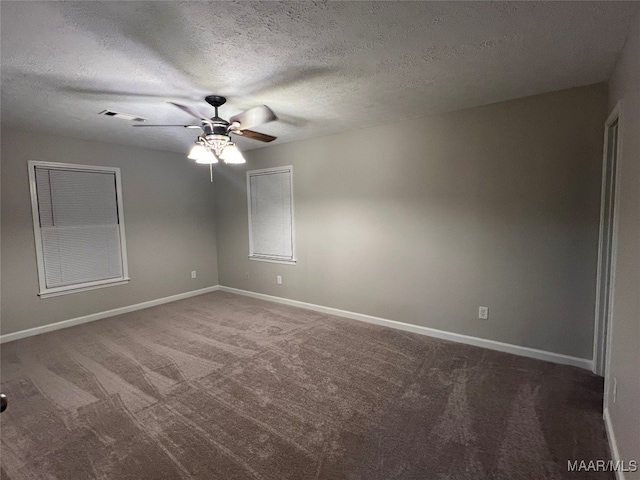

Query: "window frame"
left=246, top=165, right=296, bottom=265
left=28, top=160, right=130, bottom=298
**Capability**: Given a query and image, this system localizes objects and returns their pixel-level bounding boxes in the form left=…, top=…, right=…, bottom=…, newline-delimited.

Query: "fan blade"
left=169, top=102, right=213, bottom=123
left=230, top=105, right=277, bottom=131
left=236, top=129, right=277, bottom=142
left=133, top=124, right=201, bottom=128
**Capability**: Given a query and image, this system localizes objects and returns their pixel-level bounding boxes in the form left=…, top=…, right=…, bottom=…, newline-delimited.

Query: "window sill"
left=249, top=256, right=296, bottom=265
left=38, top=278, right=130, bottom=298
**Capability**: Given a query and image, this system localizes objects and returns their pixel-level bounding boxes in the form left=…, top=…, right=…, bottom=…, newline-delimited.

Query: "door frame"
left=593, top=102, right=622, bottom=383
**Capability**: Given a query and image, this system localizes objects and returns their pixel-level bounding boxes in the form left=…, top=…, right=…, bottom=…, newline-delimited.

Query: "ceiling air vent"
left=99, top=110, right=146, bottom=122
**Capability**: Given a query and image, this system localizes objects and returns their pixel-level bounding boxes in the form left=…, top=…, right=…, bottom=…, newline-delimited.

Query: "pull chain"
left=210, top=163, right=213, bottom=183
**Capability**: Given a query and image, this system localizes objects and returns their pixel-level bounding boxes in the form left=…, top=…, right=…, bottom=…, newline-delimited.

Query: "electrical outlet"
left=191, top=271, right=197, bottom=279
left=478, top=306, right=489, bottom=320
left=276, top=275, right=282, bottom=285
left=613, top=377, right=618, bottom=403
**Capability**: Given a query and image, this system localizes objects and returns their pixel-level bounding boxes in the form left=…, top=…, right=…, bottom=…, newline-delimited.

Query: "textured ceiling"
left=1, top=1, right=638, bottom=154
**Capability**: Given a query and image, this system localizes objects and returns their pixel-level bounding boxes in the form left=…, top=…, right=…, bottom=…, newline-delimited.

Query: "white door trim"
left=593, top=102, right=622, bottom=390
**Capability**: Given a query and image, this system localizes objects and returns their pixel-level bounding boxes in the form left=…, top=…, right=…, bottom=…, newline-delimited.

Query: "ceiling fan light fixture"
left=220, top=143, right=246, bottom=164
left=188, top=143, right=206, bottom=160
left=195, top=149, right=218, bottom=164
left=188, top=143, right=218, bottom=164
left=143, top=95, right=277, bottom=172
left=204, top=134, right=230, bottom=157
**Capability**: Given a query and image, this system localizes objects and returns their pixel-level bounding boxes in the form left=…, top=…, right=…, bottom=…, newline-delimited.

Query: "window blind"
left=33, top=166, right=125, bottom=290
left=248, top=167, right=295, bottom=262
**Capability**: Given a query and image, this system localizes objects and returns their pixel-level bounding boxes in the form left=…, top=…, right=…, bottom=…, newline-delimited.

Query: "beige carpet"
left=0, top=291, right=611, bottom=479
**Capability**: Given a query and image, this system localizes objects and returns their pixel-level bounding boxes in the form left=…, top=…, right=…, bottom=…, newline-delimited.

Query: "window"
left=247, top=166, right=296, bottom=264
left=28, top=161, right=129, bottom=297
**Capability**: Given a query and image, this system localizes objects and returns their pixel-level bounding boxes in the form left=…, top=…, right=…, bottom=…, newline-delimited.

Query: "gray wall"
left=1, top=129, right=218, bottom=335
left=606, top=10, right=640, bottom=478
left=215, top=83, right=607, bottom=360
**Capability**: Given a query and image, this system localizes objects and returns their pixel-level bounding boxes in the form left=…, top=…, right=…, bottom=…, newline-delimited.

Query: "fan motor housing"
left=202, top=122, right=229, bottom=136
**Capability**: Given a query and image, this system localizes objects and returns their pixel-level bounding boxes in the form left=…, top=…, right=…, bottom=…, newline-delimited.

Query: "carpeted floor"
left=0, top=291, right=611, bottom=479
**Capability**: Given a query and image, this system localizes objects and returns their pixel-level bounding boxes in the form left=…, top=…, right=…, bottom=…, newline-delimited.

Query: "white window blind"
left=29, top=161, right=129, bottom=297
left=247, top=166, right=295, bottom=263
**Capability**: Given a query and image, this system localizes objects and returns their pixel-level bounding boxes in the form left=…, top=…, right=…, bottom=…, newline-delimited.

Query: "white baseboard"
left=604, top=408, right=626, bottom=480
left=219, top=286, right=594, bottom=371
left=0, top=286, right=220, bottom=344
left=1, top=284, right=593, bottom=371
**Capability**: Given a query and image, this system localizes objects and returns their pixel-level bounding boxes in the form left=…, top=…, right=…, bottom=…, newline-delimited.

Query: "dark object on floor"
left=0, top=291, right=611, bottom=479
left=0, top=394, right=6, bottom=413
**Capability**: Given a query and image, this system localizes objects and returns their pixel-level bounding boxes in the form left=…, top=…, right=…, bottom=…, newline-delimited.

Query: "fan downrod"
left=205, top=95, right=226, bottom=108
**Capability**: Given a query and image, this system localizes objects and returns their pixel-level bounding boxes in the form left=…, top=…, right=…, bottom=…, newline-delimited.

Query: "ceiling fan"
left=134, top=95, right=277, bottom=166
